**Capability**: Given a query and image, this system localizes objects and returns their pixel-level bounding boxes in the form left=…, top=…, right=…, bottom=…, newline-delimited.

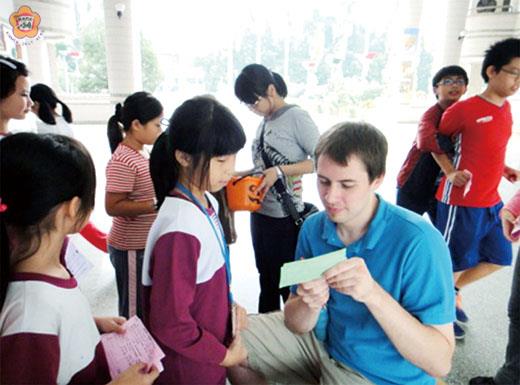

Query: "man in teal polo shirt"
left=229, top=122, right=456, bottom=385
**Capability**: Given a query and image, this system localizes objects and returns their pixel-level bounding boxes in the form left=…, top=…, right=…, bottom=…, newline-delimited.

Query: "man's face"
left=317, top=154, right=383, bottom=228
left=434, top=76, right=467, bottom=104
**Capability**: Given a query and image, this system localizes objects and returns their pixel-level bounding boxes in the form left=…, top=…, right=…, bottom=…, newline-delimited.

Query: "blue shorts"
left=435, top=201, right=512, bottom=272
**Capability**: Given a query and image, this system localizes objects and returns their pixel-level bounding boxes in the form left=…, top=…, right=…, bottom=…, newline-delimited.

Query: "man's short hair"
left=481, top=38, right=520, bottom=82
left=315, top=122, right=388, bottom=182
left=432, top=65, right=469, bottom=88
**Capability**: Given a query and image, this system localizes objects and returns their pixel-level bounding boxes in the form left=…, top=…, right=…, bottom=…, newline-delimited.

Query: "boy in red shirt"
left=434, top=38, right=520, bottom=339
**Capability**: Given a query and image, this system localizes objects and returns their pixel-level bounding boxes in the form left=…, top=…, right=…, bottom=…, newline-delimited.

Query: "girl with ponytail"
left=30, top=83, right=74, bottom=136
left=105, top=91, right=163, bottom=319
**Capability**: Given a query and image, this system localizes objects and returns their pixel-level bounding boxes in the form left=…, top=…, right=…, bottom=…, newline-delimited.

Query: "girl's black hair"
left=0, top=55, right=29, bottom=100
left=107, top=91, right=163, bottom=153
left=30, top=83, right=73, bottom=125
left=0, top=133, right=96, bottom=308
left=150, top=96, right=246, bottom=207
left=234, top=64, right=288, bottom=105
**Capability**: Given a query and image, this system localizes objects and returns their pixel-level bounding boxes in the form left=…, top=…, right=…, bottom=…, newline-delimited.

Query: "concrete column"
left=25, top=38, right=51, bottom=84
left=103, top=0, right=142, bottom=103
left=440, top=0, right=471, bottom=66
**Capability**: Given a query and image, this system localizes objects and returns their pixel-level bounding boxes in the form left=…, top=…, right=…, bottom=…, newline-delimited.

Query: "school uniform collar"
left=321, top=194, right=387, bottom=251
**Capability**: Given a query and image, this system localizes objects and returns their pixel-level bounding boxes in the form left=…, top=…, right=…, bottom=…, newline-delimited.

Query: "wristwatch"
left=275, top=166, right=284, bottom=179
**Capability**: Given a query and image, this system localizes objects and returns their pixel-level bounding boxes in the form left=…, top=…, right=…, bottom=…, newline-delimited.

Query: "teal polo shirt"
left=294, top=196, right=455, bottom=385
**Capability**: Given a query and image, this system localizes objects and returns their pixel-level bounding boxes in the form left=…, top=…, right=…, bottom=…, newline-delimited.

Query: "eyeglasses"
left=500, top=68, right=520, bottom=81
left=437, top=78, right=466, bottom=86
left=160, top=118, right=170, bottom=127
left=245, top=97, right=262, bottom=109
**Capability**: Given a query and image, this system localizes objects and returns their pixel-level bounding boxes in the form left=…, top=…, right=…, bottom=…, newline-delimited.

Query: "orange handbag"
left=226, top=175, right=265, bottom=212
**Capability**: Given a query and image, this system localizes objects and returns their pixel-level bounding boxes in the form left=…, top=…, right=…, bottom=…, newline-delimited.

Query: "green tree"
left=141, top=34, right=163, bottom=92
left=77, top=18, right=108, bottom=93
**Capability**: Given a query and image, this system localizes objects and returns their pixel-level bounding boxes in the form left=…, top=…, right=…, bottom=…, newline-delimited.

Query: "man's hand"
left=295, top=277, right=329, bottom=310
left=323, top=258, right=378, bottom=304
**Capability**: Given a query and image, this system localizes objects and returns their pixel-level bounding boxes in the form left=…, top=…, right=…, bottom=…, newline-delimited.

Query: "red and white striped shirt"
left=106, top=144, right=157, bottom=250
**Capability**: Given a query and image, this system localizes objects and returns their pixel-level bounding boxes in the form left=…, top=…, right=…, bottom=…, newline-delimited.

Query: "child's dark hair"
left=432, top=65, right=469, bottom=87
left=0, top=133, right=96, bottom=308
left=107, top=91, right=163, bottom=153
left=0, top=55, right=29, bottom=100
left=315, top=122, right=388, bottom=183
left=30, top=83, right=73, bottom=125
left=481, top=38, right=520, bottom=82
left=150, top=96, right=246, bottom=207
left=234, top=64, right=288, bottom=105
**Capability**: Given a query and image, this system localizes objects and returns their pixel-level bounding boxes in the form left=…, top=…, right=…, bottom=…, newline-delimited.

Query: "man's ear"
left=370, top=173, right=385, bottom=191
left=175, top=150, right=191, bottom=167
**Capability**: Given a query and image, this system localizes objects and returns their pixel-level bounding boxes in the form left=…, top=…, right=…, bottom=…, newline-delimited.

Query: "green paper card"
left=279, top=248, right=346, bottom=288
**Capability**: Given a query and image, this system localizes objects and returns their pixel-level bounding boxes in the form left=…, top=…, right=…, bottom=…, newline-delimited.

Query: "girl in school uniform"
left=30, top=83, right=74, bottom=137
left=0, top=55, right=33, bottom=137
left=0, top=133, right=158, bottom=385
left=105, top=91, right=163, bottom=319
left=143, top=96, right=248, bottom=385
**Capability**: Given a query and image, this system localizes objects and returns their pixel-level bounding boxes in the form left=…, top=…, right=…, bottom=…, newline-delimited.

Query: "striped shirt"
left=106, top=143, right=157, bottom=250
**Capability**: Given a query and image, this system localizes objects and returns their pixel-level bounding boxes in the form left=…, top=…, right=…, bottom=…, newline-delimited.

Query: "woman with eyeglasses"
left=234, top=64, right=320, bottom=313
left=105, top=91, right=163, bottom=319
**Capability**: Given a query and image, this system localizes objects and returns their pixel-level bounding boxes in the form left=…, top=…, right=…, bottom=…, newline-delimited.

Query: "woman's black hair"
left=0, top=133, right=96, bottom=308
left=30, top=83, right=73, bottom=125
left=0, top=55, right=29, bottom=100
left=150, top=96, right=246, bottom=207
left=107, top=91, right=163, bottom=153
left=234, top=64, right=288, bottom=105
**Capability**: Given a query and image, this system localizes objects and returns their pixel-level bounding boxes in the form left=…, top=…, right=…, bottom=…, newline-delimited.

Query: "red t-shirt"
left=436, top=96, right=512, bottom=207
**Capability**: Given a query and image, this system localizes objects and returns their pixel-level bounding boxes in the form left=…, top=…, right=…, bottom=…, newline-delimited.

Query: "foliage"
left=141, top=34, right=163, bottom=92
left=77, top=19, right=108, bottom=93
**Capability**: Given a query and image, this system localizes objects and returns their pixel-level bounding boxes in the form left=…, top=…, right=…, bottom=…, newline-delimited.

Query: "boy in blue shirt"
left=229, top=122, right=455, bottom=385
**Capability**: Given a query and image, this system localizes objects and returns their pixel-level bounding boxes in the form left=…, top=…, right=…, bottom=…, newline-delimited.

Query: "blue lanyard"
left=176, top=184, right=232, bottom=300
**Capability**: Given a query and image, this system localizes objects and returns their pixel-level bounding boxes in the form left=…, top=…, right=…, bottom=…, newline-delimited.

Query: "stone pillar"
left=440, top=0, right=472, bottom=66
left=103, top=0, right=142, bottom=103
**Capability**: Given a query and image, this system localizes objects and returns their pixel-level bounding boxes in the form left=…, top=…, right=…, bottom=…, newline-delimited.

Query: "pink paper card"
left=512, top=222, right=520, bottom=239
left=101, top=316, right=165, bottom=379
left=463, top=170, right=472, bottom=198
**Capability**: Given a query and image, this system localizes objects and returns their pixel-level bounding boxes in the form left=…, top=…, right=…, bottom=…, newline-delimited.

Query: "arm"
left=431, top=153, right=471, bottom=187
left=258, top=159, right=314, bottom=196
left=323, top=251, right=455, bottom=378
left=105, top=160, right=156, bottom=217
left=105, top=192, right=156, bottom=217
left=284, top=279, right=329, bottom=334
left=503, top=165, right=520, bottom=183
left=148, top=232, right=228, bottom=365
left=501, top=190, right=520, bottom=242
left=416, top=106, right=444, bottom=153
left=1, top=333, right=60, bottom=384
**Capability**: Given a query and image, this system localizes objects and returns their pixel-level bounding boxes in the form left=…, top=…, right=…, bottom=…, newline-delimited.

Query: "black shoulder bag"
left=259, top=121, right=318, bottom=227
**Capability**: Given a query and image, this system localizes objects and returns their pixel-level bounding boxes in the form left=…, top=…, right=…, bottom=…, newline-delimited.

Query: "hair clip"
left=0, top=198, right=7, bottom=213
left=0, top=58, right=17, bottom=70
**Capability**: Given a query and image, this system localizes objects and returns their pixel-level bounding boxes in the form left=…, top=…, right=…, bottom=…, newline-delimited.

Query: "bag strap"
left=259, top=121, right=303, bottom=225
